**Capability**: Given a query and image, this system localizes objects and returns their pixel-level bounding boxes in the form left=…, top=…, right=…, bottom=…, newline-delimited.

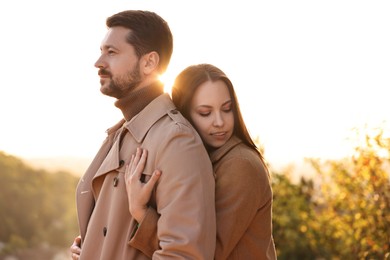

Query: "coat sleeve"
left=142, top=126, right=216, bottom=259
left=214, top=155, right=273, bottom=260
left=129, top=207, right=159, bottom=258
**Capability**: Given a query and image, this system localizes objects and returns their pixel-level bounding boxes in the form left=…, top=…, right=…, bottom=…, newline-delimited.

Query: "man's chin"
left=100, top=86, right=114, bottom=97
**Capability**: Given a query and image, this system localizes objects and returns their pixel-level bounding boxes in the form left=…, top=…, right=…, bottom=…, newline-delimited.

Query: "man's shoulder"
left=127, top=94, right=197, bottom=142
left=146, top=94, right=193, bottom=130
left=153, top=109, right=196, bottom=138
left=166, top=108, right=191, bottom=126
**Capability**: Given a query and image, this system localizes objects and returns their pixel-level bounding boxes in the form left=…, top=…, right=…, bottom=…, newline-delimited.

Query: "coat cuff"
left=128, top=207, right=160, bottom=257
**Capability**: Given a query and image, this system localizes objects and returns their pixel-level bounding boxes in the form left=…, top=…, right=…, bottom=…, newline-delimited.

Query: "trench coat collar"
left=93, top=93, right=175, bottom=179
left=106, top=118, right=126, bottom=135
left=209, top=135, right=242, bottom=163
left=124, top=93, right=175, bottom=143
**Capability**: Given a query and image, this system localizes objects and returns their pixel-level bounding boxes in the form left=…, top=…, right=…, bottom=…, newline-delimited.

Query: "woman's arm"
left=214, top=155, right=273, bottom=259
left=124, top=148, right=162, bottom=257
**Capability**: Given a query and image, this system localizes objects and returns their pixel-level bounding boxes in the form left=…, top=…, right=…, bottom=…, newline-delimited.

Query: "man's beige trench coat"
left=76, top=94, right=216, bottom=259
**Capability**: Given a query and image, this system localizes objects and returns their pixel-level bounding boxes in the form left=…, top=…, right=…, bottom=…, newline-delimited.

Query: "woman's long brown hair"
left=172, top=63, right=264, bottom=160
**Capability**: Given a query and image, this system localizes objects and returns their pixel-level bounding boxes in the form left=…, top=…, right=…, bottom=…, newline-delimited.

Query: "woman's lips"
left=211, top=131, right=228, bottom=140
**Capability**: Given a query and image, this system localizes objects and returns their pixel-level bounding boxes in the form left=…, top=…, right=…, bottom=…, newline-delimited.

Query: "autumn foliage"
left=272, top=129, right=390, bottom=259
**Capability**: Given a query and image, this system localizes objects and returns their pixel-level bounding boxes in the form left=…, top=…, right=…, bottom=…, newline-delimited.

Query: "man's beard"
left=100, top=62, right=142, bottom=99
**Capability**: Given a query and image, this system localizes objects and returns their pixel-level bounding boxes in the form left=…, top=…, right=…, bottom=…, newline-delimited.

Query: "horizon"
left=0, top=149, right=321, bottom=184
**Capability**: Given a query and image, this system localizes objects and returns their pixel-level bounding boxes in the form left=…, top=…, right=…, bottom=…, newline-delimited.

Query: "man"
left=71, top=10, right=216, bottom=259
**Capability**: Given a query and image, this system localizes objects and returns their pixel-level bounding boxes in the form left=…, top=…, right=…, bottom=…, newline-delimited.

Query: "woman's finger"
left=133, top=149, right=147, bottom=178
left=70, top=235, right=81, bottom=259
left=129, top=148, right=141, bottom=174
left=143, top=170, right=161, bottom=193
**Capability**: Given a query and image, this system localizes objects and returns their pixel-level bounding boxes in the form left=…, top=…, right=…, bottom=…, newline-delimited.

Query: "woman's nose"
left=213, top=113, right=224, bottom=127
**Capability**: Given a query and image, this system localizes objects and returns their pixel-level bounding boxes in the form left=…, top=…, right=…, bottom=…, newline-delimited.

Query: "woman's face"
left=190, top=80, right=234, bottom=149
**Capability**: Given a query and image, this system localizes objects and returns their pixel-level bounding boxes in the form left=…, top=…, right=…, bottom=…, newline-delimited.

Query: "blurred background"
left=0, top=0, right=389, bottom=259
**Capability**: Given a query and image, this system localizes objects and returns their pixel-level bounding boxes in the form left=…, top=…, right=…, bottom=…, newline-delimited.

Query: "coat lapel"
left=93, top=132, right=121, bottom=179
left=76, top=119, right=124, bottom=241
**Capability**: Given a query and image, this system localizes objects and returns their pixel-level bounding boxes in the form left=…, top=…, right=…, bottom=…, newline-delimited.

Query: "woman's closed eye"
left=199, top=112, right=211, bottom=117
left=222, top=103, right=232, bottom=113
left=222, top=107, right=232, bottom=113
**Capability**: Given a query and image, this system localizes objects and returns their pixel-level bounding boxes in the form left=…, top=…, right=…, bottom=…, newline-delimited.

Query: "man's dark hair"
left=107, top=10, right=173, bottom=73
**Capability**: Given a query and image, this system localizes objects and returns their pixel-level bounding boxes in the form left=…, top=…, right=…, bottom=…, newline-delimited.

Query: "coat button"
left=113, top=177, right=119, bottom=187
left=170, top=109, right=178, bottom=114
left=103, top=227, right=107, bottom=236
left=119, top=159, right=125, bottom=167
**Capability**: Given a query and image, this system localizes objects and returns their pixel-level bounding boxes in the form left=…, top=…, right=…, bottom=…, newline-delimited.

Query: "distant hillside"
left=23, top=156, right=91, bottom=176
left=23, top=155, right=313, bottom=181
left=0, top=150, right=79, bottom=257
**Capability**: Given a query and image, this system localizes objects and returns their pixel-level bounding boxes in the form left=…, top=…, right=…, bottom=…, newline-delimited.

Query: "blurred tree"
left=308, top=128, right=390, bottom=259
left=272, top=172, right=319, bottom=259
left=46, top=170, right=80, bottom=246
left=0, top=151, right=79, bottom=255
left=271, top=127, right=390, bottom=259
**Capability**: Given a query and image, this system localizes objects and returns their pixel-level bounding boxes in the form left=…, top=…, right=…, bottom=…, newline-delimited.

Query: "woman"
left=126, top=64, right=277, bottom=259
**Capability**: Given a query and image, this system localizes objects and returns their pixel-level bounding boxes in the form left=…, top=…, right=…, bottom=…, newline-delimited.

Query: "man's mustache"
left=98, top=69, right=112, bottom=77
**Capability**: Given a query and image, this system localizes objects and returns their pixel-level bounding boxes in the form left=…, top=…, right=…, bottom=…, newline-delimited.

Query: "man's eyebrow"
left=101, top=44, right=119, bottom=51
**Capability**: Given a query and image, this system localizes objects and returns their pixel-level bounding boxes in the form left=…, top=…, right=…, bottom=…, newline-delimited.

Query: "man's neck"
left=114, top=81, right=164, bottom=121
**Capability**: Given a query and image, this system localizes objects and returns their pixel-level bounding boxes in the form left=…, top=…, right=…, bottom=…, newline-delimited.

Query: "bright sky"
left=1, top=0, right=389, bottom=169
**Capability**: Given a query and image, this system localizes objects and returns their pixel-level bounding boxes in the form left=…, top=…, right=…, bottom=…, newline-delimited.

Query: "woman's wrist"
left=131, top=206, right=148, bottom=223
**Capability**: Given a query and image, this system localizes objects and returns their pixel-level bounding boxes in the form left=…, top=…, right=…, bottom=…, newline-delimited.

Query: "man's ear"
left=141, top=51, right=160, bottom=75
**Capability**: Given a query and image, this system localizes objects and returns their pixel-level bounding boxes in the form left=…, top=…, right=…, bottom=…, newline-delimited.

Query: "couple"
left=70, top=10, right=276, bottom=259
